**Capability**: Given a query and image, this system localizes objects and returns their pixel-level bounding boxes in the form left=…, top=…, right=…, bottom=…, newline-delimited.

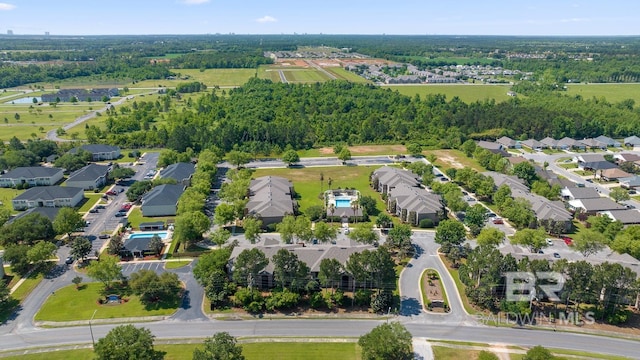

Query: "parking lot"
left=120, top=261, right=166, bottom=276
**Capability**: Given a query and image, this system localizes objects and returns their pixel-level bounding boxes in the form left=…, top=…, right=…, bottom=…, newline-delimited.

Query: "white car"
left=546, top=238, right=554, bottom=246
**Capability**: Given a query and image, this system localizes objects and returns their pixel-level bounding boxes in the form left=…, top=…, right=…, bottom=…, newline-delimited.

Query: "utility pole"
left=89, top=309, right=97, bottom=347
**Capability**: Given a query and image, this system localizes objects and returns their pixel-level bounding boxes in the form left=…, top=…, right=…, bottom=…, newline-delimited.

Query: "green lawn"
left=282, top=69, right=333, bottom=83
left=164, top=259, right=192, bottom=269
left=10, top=272, right=45, bottom=302
left=251, top=165, right=385, bottom=215
left=439, top=254, right=478, bottom=315
left=1, top=342, right=361, bottom=360
left=0, top=187, right=21, bottom=214
left=77, top=193, right=102, bottom=213
left=566, top=83, right=640, bottom=104
left=127, top=208, right=175, bottom=230
left=324, top=67, right=370, bottom=83
left=296, top=144, right=408, bottom=158
left=383, top=84, right=513, bottom=103
left=431, top=346, right=481, bottom=359
left=34, top=282, right=178, bottom=322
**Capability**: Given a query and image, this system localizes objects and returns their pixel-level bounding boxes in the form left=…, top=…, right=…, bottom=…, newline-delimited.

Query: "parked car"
left=96, top=205, right=106, bottom=209
left=65, top=256, right=74, bottom=265
left=561, top=236, right=573, bottom=245
left=628, top=189, right=637, bottom=195
left=553, top=253, right=561, bottom=259
left=98, top=234, right=110, bottom=239
left=114, top=212, right=126, bottom=217
left=492, top=218, right=504, bottom=224
left=487, top=212, right=497, bottom=218
left=89, top=208, right=98, bottom=213
left=546, top=238, right=554, bottom=246
left=106, top=190, right=117, bottom=196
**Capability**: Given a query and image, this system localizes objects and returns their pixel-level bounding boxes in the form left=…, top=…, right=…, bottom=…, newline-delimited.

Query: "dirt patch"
left=431, top=150, right=465, bottom=169
left=275, top=59, right=308, bottom=67
left=423, top=270, right=447, bottom=313
left=316, top=145, right=407, bottom=156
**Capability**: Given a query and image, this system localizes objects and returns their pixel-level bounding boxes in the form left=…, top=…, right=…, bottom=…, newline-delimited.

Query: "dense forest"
left=91, top=78, right=640, bottom=152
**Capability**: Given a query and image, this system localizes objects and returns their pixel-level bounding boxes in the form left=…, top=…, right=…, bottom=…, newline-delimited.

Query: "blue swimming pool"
left=335, top=198, right=351, bottom=208
left=128, top=231, right=169, bottom=240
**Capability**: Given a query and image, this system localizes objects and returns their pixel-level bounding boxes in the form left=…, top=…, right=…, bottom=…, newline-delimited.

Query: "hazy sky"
left=1, top=0, right=639, bottom=36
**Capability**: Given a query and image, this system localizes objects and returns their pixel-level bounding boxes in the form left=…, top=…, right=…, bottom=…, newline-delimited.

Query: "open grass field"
left=297, top=144, right=408, bottom=158
left=1, top=342, right=361, bottom=360
left=34, top=282, right=178, bottom=322
left=431, top=346, right=482, bottom=359
left=282, top=69, right=333, bottom=83
left=324, top=67, right=370, bottom=83
left=251, top=165, right=384, bottom=215
left=565, top=83, right=640, bottom=104
left=383, top=84, right=513, bottom=103
left=126, top=208, right=175, bottom=230
left=0, top=188, right=21, bottom=214
left=129, top=68, right=257, bottom=88
left=424, top=149, right=483, bottom=172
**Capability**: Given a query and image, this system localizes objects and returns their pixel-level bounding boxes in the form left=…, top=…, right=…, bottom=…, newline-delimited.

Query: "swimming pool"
left=335, top=198, right=352, bottom=208
left=128, top=231, right=169, bottom=240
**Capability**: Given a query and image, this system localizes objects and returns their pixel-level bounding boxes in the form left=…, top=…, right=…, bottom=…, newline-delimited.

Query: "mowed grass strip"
left=283, top=69, right=332, bottom=83
left=431, top=346, right=482, bottom=359
left=566, top=83, right=640, bottom=104
left=297, top=144, right=408, bottom=158
left=251, top=165, right=385, bottom=215
left=0, top=342, right=361, bottom=360
left=383, top=84, right=513, bottom=103
left=323, top=67, right=370, bottom=83
left=34, top=282, right=178, bottom=322
left=0, top=187, right=22, bottom=214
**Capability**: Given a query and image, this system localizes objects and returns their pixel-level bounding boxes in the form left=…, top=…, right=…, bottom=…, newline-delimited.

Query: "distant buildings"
left=42, top=88, right=119, bottom=103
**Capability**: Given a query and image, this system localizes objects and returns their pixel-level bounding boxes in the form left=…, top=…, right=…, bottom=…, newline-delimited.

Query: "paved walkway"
left=412, top=337, right=433, bottom=360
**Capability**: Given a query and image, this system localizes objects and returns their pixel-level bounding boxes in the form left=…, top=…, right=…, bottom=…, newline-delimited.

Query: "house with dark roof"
left=580, top=138, right=607, bottom=150
left=624, top=135, right=640, bottom=147
left=582, top=161, right=618, bottom=171
left=65, top=164, right=110, bottom=190
left=497, top=136, right=521, bottom=149
left=567, top=198, right=626, bottom=214
left=561, top=187, right=601, bottom=201
left=483, top=171, right=529, bottom=193
left=520, top=139, right=545, bottom=151
left=228, top=243, right=376, bottom=290
left=12, top=186, right=84, bottom=211
left=512, top=189, right=573, bottom=232
left=41, top=88, right=119, bottom=102
left=245, top=176, right=296, bottom=226
left=540, top=137, right=559, bottom=149
left=7, top=207, right=61, bottom=224
left=387, top=183, right=444, bottom=226
left=595, top=135, right=621, bottom=148
left=70, top=144, right=120, bottom=161
left=0, top=167, right=64, bottom=188
left=558, top=137, right=585, bottom=150
left=371, top=166, right=420, bottom=195
left=159, top=162, right=195, bottom=186
left=121, top=235, right=164, bottom=258
left=140, top=184, right=185, bottom=217
left=619, top=176, right=640, bottom=189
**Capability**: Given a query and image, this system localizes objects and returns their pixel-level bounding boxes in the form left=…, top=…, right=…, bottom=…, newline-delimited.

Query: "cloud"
left=0, top=3, right=16, bottom=11
left=179, top=0, right=210, bottom=4
left=256, top=15, right=277, bottom=23
left=560, top=17, right=590, bottom=23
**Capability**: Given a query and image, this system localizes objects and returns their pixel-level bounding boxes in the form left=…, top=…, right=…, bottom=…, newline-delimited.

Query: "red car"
left=106, top=190, right=117, bottom=196
left=492, top=218, right=504, bottom=225
left=562, top=236, right=573, bottom=245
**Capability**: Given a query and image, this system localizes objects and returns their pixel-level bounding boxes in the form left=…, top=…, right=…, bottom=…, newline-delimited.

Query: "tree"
left=276, top=215, right=297, bottom=244
left=70, top=236, right=92, bottom=262
left=3, top=244, right=30, bottom=275
left=149, top=235, right=164, bottom=256
left=318, top=258, right=342, bottom=292
left=348, top=223, right=379, bottom=244
left=510, top=228, right=548, bottom=253
left=281, top=149, right=300, bottom=167
left=435, top=219, right=467, bottom=253
left=232, top=248, right=268, bottom=289
left=376, top=213, right=393, bottom=229
left=53, top=207, right=86, bottom=240
left=387, top=223, right=413, bottom=257
left=107, top=234, right=124, bottom=256
left=358, top=322, right=413, bottom=360
left=130, top=270, right=181, bottom=304
left=242, top=217, right=263, bottom=244
left=193, top=332, right=245, bottom=360
left=72, top=276, right=83, bottom=289
left=478, top=351, right=499, bottom=360
left=214, top=203, right=236, bottom=227
left=210, top=228, right=231, bottom=246
left=338, top=148, right=351, bottom=164
left=476, top=227, right=505, bottom=248
left=523, top=345, right=555, bottom=360
left=174, top=211, right=210, bottom=249
left=26, top=241, right=57, bottom=271
left=313, top=221, right=337, bottom=244
left=294, top=215, right=313, bottom=243
left=94, top=325, right=164, bottom=360
left=573, top=229, right=607, bottom=257
left=0, top=208, right=11, bottom=227
left=87, top=255, right=122, bottom=290
left=0, top=213, right=55, bottom=246
left=109, top=167, right=136, bottom=181
left=272, top=248, right=307, bottom=291
left=358, top=195, right=378, bottom=216
left=610, top=187, right=630, bottom=203
left=461, top=139, right=477, bottom=157
left=465, top=203, right=488, bottom=236
left=611, top=225, right=640, bottom=259
left=226, top=150, right=252, bottom=168
left=511, top=161, right=538, bottom=185
left=406, top=143, right=422, bottom=156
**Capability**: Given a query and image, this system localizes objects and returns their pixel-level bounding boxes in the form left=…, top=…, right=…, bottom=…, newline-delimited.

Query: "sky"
left=1, top=0, right=639, bottom=36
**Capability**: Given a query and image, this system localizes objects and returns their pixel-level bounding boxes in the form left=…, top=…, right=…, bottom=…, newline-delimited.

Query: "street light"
left=89, top=309, right=97, bottom=347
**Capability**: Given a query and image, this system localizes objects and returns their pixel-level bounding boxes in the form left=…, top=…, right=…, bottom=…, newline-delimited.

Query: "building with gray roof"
left=561, top=187, right=601, bottom=201
left=595, top=135, right=621, bottom=148
left=387, top=183, right=444, bottom=226
left=65, top=163, right=109, bottom=190
left=70, top=144, right=120, bottom=161
left=0, top=167, right=64, bottom=188
left=599, top=210, right=640, bottom=226
left=483, top=171, right=529, bottom=193
left=140, top=184, right=185, bottom=217
left=512, top=189, right=573, bottom=232
left=371, top=166, right=420, bottom=195
left=568, top=198, right=626, bottom=214
left=624, top=135, right=640, bottom=147
left=245, top=176, right=296, bottom=226
left=159, top=162, right=195, bottom=186
left=12, top=186, right=84, bottom=211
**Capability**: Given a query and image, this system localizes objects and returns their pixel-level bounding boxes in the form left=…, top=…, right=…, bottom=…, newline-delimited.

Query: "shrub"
left=419, top=218, right=435, bottom=228
left=265, top=290, right=300, bottom=311
left=354, top=289, right=372, bottom=307
left=234, top=287, right=263, bottom=311
left=371, top=290, right=393, bottom=313
left=309, top=292, right=324, bottom=309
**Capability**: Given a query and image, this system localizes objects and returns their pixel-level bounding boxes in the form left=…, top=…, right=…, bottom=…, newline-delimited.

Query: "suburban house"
left=575, top=154, right=605, bottom=166
left=12, top=186, right=84, bottom=211
left=599, top=210, right=640, bottom=227
left=70, top=144, right=121, bottom=161
left=483, top=171, right=529, bottom=193
left=245, top=176, right=296, bottom=226
left=567, top=198, right=626, bottom=215
left=558, top=137, right=585, bottom=150
left=595, top=135, right=621, bottom=148
left=613, top=153, right=640, bottom=165
left=387, top=183, right=444, bottom=226
left=371, top=166, right=420, bottom=195
left=121, top=236, right=163, bottom=258
left=159, top=162, right=196, bottom=186
left=496, top=136, right=521, bottom=149
left=65, top=163, right=110, bottom=190
left=228, top=243, right=376, bottom=290
left=580, top=138, right=607, bottom=150
left=540, top=137, right=559, bottom=149
left=598, top=168, right=632, bottom=182
left=476, top=141, right=510, bottom=157
left=624, top=135, right=640, bottom=147
left=520, top=139, right=544, bottom=151
left=0, top=167, right=64, bottom=188
left=619, top=176, right=640, bottom=189
left=511, top=189, right=573, bottom=232
left=140, top=184, right=185, bottom=217
left=561, top=187, right=601, bottom=201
